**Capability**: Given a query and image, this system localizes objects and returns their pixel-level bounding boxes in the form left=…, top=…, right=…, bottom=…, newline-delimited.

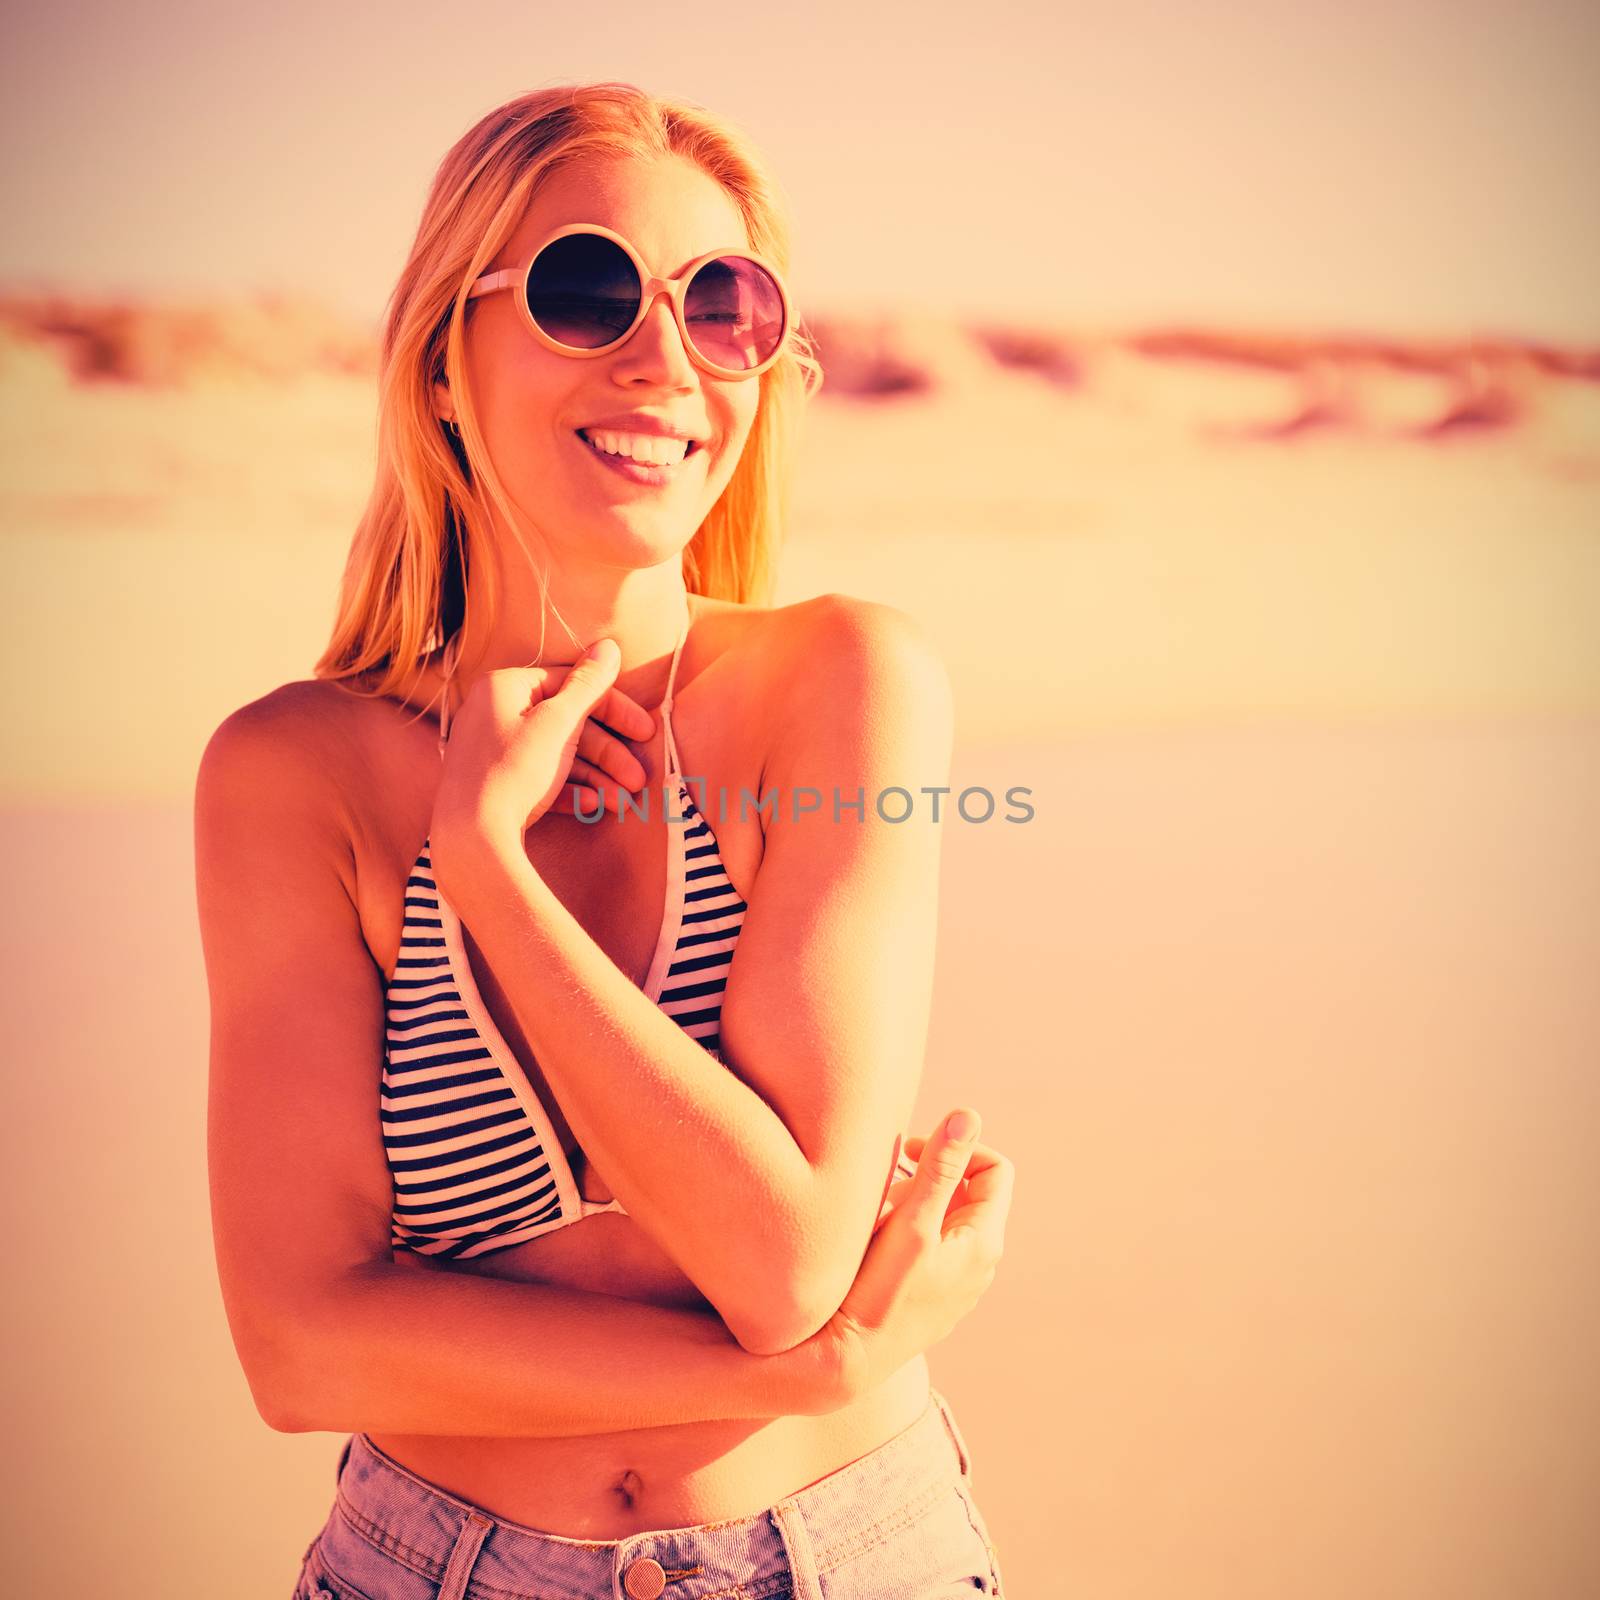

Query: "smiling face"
left=447, top=153, right=764, bottom=572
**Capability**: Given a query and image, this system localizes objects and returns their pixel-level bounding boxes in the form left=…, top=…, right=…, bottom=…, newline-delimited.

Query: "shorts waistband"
left=327, top=1384, right=972, bottom=1598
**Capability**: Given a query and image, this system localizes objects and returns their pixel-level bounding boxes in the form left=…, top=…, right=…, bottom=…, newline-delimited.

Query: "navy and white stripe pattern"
left=656, top=777, right=747, bottom=1062
left=380, top=782, right=749, bottom=1260
left=382, top=844, right=564, bottom=1258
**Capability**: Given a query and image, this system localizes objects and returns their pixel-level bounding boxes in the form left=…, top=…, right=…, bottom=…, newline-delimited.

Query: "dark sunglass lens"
left=683, top=257, right=786, bottom=370
left=525, top=234, right=641, bottom=349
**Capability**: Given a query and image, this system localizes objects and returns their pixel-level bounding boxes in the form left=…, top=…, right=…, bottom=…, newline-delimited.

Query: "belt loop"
left=768, top=1499, right=825, bottom=1600
left=334, top=1435, right=355, bottom=1483
left=930, top=1386, right=974, bottom=1482
left=436, top=1509, right=493, bottom=1600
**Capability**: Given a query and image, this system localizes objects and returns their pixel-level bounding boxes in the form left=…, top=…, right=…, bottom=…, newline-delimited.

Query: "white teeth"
left=583, top=429, right=691, bottom=466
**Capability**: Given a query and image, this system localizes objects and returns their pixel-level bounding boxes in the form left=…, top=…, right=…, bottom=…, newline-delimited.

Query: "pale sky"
left=2, top=0, right=1596, bottom=339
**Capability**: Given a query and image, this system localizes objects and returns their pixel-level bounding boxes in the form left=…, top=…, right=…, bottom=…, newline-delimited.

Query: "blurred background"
left=3, top=2, right=1597, bottom=1595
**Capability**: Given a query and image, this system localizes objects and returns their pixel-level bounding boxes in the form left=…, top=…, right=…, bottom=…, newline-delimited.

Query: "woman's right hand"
left=432, top=640, right=656, bottom=850
left=818, top=1109, right=1013, bottom=1403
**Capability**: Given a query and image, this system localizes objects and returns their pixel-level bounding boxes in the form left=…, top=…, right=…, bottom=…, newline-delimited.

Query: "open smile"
left=574, top=428, right=705, bottom=486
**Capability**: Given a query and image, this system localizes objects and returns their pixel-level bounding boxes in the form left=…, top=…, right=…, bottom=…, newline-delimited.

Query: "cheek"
left=477, top=372, right=578, bottom=483
left=463, top=323, right=567, bottom=453
left=713, top=395, right=761, bottom=471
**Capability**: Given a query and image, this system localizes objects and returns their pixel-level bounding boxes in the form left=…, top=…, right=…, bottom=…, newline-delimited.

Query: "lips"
left=575, top=428, right=702, bottom=463
left=573, top=429, right=700, bottom=485
left=576, top=417, right=708, bottom=445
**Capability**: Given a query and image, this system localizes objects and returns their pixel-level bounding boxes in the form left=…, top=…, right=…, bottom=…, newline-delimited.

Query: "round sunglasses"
left=466, top=223, right=793, bottom=380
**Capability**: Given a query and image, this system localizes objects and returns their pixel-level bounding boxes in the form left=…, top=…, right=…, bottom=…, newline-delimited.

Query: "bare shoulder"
left=767, top=592, right=953, bottom=730
left=742, top=595, right=954, bottom=799
left=200, top=678, right=366, bottom=788
left=195, top=678, right=375, bottom=874
left=698, top=590, right=944, bottom=686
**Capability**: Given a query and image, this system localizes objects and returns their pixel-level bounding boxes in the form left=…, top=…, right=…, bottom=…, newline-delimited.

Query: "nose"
left=612, top=289, right=698, bottom=385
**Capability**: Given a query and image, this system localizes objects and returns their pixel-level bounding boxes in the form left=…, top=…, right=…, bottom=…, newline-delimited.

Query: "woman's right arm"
left=195, top=690, right=839, bottom=1438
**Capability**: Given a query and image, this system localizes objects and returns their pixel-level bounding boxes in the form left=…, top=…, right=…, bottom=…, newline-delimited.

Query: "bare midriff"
left=368, top=1213, right=932, bottom=1538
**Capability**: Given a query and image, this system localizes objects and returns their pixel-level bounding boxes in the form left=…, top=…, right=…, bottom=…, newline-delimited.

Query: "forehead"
left=502, top=154, right=752, bottom=275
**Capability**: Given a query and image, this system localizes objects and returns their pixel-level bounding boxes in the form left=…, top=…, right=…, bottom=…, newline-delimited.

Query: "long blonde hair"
left=313, top=81, right=822, bottom=704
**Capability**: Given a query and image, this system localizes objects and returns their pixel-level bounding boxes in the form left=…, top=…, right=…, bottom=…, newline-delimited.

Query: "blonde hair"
left=312, top=81, right=822, bottom=704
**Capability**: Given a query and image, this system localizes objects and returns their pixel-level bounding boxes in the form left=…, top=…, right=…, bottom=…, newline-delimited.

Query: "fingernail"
left=945, top=1109, right=978, bottom=1142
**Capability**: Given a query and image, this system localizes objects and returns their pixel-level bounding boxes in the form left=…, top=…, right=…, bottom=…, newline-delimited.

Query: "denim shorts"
left=292, top=1384, right=1005, bottom=1599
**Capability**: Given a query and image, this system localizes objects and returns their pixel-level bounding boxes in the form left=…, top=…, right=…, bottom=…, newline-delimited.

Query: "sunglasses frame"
left=466, top=222, right=794, bottom=381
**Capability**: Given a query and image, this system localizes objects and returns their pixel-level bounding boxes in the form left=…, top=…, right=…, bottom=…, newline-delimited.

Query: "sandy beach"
left=2, top=311, right=1597, bottom=1596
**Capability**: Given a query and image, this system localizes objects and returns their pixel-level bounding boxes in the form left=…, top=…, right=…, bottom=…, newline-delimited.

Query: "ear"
left=432, top=381, right=456, bottom=427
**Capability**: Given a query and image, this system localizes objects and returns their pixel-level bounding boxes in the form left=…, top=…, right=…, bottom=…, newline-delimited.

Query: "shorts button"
left=623, top=1556, right=667, bottom=1599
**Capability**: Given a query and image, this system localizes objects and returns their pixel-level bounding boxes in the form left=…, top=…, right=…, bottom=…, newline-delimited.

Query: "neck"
left=434, top=570, right=694, bottom=735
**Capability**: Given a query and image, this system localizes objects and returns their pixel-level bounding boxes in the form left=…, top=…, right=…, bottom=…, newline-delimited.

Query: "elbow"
left=729, top=1313, right=822, bottom=1360
left=730, top=1313, right=811, bottom=1359
left=229, top=1297, right=331, bottom=1434
left=723, top=1266, right=841, bottom=1359
left=238, top=1343, right=317, bottom=1433
left=256, top=1338, right=331, bottom=1433
left=242, top=1261, right=401, bottom=1432
left=720, top=1212, right=866, bottom=1356
left=255, top=1380, right=312, bottom=1435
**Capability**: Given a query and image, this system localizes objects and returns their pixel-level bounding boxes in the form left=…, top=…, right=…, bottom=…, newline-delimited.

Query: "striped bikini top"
left=380, top=614, right=752, bottom=1259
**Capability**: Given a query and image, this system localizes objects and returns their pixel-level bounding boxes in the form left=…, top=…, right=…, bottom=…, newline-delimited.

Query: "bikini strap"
left=659, top=601, right=692, bottom=781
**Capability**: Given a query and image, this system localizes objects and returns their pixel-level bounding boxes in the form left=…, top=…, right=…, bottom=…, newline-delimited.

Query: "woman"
left=195, top=82, right=1013, bottom=1598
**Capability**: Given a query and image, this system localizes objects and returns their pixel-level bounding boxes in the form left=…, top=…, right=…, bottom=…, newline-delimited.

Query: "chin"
left=575, top=507, right=705, bottom=565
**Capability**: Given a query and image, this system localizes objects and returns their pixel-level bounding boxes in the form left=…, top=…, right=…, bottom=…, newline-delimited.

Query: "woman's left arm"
left=435, top=596, right=954, bottom=1357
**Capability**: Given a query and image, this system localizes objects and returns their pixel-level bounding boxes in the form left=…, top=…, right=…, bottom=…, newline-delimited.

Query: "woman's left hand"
left=430, top=638, right=656, bottom=848
left=817, top=1111, right=1012, bottom=1404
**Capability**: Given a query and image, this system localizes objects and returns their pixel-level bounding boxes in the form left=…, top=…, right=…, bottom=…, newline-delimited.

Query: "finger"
left=902, top=1132, right=1001, bottom=1170
left=574, top=719, right=649, bottom=793
left=499, top=678, right=554, bottom=723
left=534, top=661, right=652, bottom=743
left=900, top=1128, right=1006, bottom=1234
left=564, top=769, right=627, bottom=820
left=566, top=760, right=656, bottom=821
left=566, top=753, right=617, bottom=799
left=942, top=1143, right=1013, bottom=1240
left=899, top=1108, right=982, bottom=1239
left=555, top=780, right=604, bottom=818
left=555, top=639, right=622, bottom=715
left=589, top=685, right=655, bottom=743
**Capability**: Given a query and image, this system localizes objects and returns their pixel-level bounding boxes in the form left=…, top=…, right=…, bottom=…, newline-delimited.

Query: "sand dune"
left=0, top=292, right=378, bottom=386
left=4, top=292, right=1595, bottom=444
